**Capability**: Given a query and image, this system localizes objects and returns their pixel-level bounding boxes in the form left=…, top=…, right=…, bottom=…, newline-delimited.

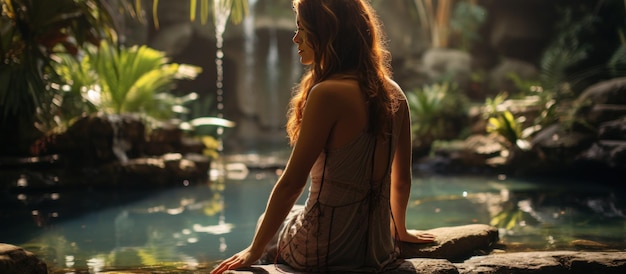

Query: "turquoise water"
left=1, top=170, right=625, bottom=273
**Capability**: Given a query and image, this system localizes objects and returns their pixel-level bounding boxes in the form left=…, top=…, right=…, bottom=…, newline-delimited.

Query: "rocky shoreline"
left=224, top=224, right=626, bottom=273
left=3, top=224, right=625, bottom=274
left=228, top=251, right=626, bottom=274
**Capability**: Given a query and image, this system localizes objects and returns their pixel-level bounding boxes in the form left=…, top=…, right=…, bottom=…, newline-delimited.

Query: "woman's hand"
left=210, top=246, right=262, bottom=274
left=398, top=229, right=436, bottom=244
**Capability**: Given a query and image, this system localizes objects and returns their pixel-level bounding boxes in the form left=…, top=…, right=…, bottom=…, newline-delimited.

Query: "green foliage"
left=450, top=1, right=487, bottom=51
left=507, top=71, right=593, bottom=135
left=504, top=7, right=607, bottom=134
left=506, top=74, right=559, bottom=128
left=538, top=3, right=626, bottom=95
left=201, top=135, right=220, bottom=159
left=484, top=2, right=626, bottom=148
left=0, top=0, right=121, bottom=122
left=483, top=92, right=535, bottom=150
left=606, top=0, right=626, bottom=75
left=540, top=8, right=593, bottom=94
left=53, top=40, right=233, bottom=159
left=89, top=41, right=201, bottom=115
left=152, top=0, right=249, bottom=29
left=483, top=92, right=508, bottom=117
left=490, top=207, right=533, bottom=230
left=406, top=81, right=468, bottom=147
left=52, top=40, right=201, bottom=123
left=486, top=110, right=522, bottom=148
left=608, top=30, right=626, bottom=76
left=0, top=0, right=247, bottom=138
left=36, top=53, right=99, bottom=132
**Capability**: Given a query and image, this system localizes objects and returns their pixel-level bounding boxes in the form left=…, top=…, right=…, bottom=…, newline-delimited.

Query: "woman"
left=211, top=0, right=434, bottom=273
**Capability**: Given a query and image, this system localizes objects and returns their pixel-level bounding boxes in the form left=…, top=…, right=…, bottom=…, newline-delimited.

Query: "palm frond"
left=0, top=0, right=123, bottom=124
left=486, top=110, right=522, bottom=147
left=151, top=0, right=248, bottom=29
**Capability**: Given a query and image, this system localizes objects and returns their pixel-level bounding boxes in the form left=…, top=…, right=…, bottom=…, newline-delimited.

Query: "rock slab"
left=0, top=243, right=47, bottom=274
left=456, top=251, right=626, bottom=274
left=224, top=224, right=626, bottom=274
left=226, top=252, right=626, bottom=274
left=400, top=224, right=499, bottom=261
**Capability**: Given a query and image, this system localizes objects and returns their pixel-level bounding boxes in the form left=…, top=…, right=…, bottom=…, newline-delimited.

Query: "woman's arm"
left=210, top=174, right=305, bottom=274
left=389, top=97, right=436, bottom=244
left=211, top=83, right=341, bottom=274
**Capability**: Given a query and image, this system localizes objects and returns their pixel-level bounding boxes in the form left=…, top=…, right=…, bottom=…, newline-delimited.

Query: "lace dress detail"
left=276, top=103, right=405, bottom=272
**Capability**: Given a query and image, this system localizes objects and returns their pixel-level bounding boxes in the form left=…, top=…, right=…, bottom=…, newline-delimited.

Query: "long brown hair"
left=286, top=0, right=398, bottom=145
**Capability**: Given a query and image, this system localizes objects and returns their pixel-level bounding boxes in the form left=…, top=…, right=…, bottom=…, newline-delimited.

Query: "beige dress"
left=275, top=97, right=407, bottom=273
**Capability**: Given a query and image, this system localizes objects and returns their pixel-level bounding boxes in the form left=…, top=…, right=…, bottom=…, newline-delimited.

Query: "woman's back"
left=277, top=77, right=408, bottom=272
left=317, top=76, right=396, bottom=181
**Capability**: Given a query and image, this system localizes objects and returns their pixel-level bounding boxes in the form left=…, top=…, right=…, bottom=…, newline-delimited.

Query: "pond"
left=1, top=165, right=625, bottom=273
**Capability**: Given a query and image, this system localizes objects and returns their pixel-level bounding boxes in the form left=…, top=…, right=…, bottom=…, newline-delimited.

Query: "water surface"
left=1, top=170, right=624, bottom=273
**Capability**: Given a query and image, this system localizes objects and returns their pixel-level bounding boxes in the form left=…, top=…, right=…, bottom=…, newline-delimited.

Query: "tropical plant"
left=0, top=0, right=120, bottom=123
left=486, top=110, right=525, bottom=149
left=608, top=29, right=626, bottom=77
left=89, top=40, right=201, bottom=116
left=489, top=204, right=537, bottom=230
left=608, top=0, right=626, bottom=76
left=449, top=0, right=486, bottom=51
left=49, top=41, right=201, bottom=131
left=483, top=92, right=538, bottom=150
left=490, top=8, right=596, bottom=141
left=151, top=0, right=249, bottom=29
left=406, top=81, right=469, bottom=149
left=538, top=8, right=593, bottom=99
left=482, top=92, right=508, bottom=117
left=43, top=53, right=99, bottom=130
left=0, top=0, right=248, bottom=120
left=0, top=0, right=248, bottom=155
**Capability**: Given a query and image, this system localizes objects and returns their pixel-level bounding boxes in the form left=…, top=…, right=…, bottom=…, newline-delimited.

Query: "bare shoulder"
left=310, top=78, right=360, bottom=101
left=385, top=77, right=406, bottom=99
left=312, top=78, right=359, bottom=91
left=385, top=78, right=409, bottom=117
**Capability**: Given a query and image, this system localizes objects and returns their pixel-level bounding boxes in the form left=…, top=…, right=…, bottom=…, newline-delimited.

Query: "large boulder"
left=577, top=77, right=626, bottom=124
left=456, top=251, right=626, bottom=274
left=400, top=224, right=499, bottom=261
left=0, top=244, right=47, bottom=274
left=421, top=48, right=472, bottom=91
left=22, top=113, right=213, bottom=188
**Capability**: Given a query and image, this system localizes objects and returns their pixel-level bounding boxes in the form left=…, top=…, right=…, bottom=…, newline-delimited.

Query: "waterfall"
left=213, top=0, right=233, bottom=154
left=109, top=114, right=129, bottom=164
left=212, top=0, right=234, bottom=256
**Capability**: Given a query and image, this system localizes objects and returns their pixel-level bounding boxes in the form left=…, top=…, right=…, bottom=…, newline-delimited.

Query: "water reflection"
left=408, top=175, right=626, bottom=252
left=1, top=171, right=624, bottom=272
